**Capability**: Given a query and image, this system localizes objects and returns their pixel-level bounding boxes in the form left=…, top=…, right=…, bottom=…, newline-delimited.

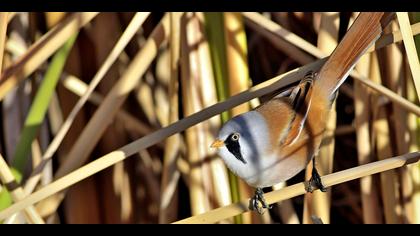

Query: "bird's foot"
left=249, top=188, right=272, bottom=214
left=305, top=166, right=327, bottom=193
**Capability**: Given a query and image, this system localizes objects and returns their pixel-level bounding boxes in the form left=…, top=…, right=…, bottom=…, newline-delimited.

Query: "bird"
left=210, top=12, right=391, bottom=214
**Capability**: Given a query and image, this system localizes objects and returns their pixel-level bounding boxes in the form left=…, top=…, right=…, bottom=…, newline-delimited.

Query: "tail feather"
left=315, top=12, right=390, bottom=97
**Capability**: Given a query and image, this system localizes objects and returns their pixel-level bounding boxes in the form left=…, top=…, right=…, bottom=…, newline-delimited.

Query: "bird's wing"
left=280, top=73, right=315, bottom=146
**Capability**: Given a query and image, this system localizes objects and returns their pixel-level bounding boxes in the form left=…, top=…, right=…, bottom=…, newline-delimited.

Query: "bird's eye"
left=231, top=133, right=240, bottom=141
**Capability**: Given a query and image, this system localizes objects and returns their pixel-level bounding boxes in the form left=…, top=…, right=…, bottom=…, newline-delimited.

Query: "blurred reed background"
left=0, top=12, right=419, bottom=224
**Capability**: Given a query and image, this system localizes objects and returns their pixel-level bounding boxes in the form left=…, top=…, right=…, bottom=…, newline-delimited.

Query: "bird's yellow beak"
left=210, top=139, right=225, bottom=148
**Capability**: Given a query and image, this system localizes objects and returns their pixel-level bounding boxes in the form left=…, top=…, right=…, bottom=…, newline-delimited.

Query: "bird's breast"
left=240, top=147, right=312, bottom=188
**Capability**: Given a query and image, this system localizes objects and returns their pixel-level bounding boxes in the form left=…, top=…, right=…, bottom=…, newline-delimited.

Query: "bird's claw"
left=305, top=166, right=327, bottom=193
left=249, top=188, right=272, bottom=214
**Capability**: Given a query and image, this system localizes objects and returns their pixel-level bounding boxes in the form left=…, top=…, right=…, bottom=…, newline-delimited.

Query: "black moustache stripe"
left=225, top=136, right=247, bottom=164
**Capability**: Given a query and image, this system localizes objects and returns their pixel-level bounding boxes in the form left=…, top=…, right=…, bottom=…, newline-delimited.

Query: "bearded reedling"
left=211, top=12, right=392, bottom=213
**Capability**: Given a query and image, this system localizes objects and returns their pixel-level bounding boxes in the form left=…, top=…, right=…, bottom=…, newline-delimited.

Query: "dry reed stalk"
left=396, top=12, right=420, bottom=102
left=407, top=74, right=420, bottom=223
left=401, top=156, right=414, bottom=223
left=174, top=152, right=420, bottom=224
left=0, top=56, right=326, bottom=221
left=135, top=73, right=160, bottom=127
left=5, top=38, right=27, bottom=59
left=373, top=103, right=401, bottom=223
left=159, top=12, right=183, bottom=223
left=113, top=162, right=134, bottom=223
left=30, top=140, right=42, bottom=176
left=0, top=13, right=8, bottom=73
left=32, top=14, right=169, bottom=217
left=45, top=12, right=66, bottom=28
left=410, top=16, right=420, bottom=218
left=134, top=25, right=168, bottom=127
left=0, top=12, right=98, bottom=100
left=371, top=53, right=401, bottom=223
left=224, top=12, right=251, bottom=126
left=354, top=51, right=382, bottom=224
left=224, top=12, right=259, bottom=224
left=374, top=22, right=420, bottom=52
left=15, top=13, right=151, bottom=219
left=6, top=12, right=15, bottom=24
left=303, top=12, right=339, bottom=224
left=382, top=21, right=413, bottom=223
left=404, top=26, right=420, bottom=220
left=47, top=91, right=64, bottom=136
left=180, top=12, right=211, bottom=215
left=398, top=38, right=418, bottom=220
left=0, top=154, right=44, bottom=223
left=156, top=92, right=171, bottom=131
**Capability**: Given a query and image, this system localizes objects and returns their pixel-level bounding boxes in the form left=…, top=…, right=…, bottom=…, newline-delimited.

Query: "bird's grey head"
left=212, top=111, right=271, bottom=172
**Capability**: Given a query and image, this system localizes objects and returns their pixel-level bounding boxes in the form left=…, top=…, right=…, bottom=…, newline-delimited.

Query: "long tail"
left=314, top=12, right=392, bottom=98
